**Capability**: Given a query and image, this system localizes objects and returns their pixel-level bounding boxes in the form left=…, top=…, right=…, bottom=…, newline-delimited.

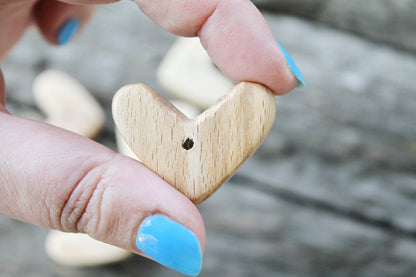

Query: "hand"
left=0, top=0, right=303, bottom=276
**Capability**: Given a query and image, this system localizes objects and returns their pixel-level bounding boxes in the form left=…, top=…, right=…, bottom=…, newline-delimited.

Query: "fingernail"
left=277, top=41, right=305, bottom=88
left=136, top=214, right=202, bottom=276
left=58, top=19, right=80, bottom=45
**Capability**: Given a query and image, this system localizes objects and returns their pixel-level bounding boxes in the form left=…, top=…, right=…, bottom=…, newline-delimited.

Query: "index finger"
left=135, top=0, right=304, bottom=94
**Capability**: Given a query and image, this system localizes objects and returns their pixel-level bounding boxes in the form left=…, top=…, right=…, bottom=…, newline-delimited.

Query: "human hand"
left=0, top=0, right=304, bottom=276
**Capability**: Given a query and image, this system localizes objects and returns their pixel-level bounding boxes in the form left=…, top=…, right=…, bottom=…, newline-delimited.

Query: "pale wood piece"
left=113, top=82, right=276, bottom=203
left=33, top=70, right=105, bottom=138
left=157, top=37, right=234, bottom=109
left=45, top=231, right=131, bottom=267
left=116, top=128, right=141, bottom=161
left=115, top=100, right=201, bottom=161
left=170, top=99, right=201, bottom=119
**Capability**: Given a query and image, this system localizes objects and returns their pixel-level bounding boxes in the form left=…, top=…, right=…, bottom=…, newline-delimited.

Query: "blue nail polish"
left=58, top=19, right=80, bottom=45
left=277, top=41, right=305, bottom=88
left=136, top=214, right=202, bottom=276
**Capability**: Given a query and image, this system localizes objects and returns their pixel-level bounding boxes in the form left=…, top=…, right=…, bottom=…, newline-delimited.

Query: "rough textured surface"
left=253, top=0, right=416, bottom=52
left=1, top=1, right=416, bottom=276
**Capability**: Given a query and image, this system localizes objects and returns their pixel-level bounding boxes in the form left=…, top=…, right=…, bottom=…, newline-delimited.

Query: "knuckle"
left=57, top=155, right=116, bottom=234
left=138, top=0, right=218, bottom=36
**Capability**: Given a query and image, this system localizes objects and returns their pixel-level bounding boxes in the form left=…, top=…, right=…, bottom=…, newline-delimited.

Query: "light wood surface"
left=45, top=231, right=131, bottom=266
left=113, top=82, right=276, bottom=203
left=115, top=100, right=201, bottom=161
left=157, top=37, right=234, bottom=109
left=33, top=70, right=105, bottom=138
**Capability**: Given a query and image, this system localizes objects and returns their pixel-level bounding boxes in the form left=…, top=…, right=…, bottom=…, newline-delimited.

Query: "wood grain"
left=113, top=82, right=276, bottom=203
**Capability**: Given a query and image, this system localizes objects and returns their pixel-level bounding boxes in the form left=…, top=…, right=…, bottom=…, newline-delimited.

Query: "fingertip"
left=136, top=214, right=203, bottom=276
left=276, top=41, right=305, bottom=89
left=250, top=40, right=303, bottom=95
left=34, top=0, right=94, bottom=45
left=57, top=18, right=80, bottom=45
left=123, top=161, right=206, bottom=275
left=223, top=40, right=300, bottom=96
left=80, top=155, right=206, bottom=273
left=196, top=0, right=301, bottom=96
left=0, top=68, right=8, bottom=112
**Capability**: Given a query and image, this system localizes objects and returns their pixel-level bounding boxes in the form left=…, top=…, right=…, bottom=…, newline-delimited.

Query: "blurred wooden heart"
left=112, top=82, right=276, bottom=203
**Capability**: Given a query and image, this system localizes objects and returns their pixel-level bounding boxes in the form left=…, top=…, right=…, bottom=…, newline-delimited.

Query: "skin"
left=0, top=0, right=297, bottom=259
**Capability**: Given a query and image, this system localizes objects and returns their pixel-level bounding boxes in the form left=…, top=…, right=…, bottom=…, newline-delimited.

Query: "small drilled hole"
left=182, top=138, right=194, bottom=150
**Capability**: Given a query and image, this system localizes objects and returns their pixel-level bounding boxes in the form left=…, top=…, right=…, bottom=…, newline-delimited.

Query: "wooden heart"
left=112, top=82, right=276, bottom=203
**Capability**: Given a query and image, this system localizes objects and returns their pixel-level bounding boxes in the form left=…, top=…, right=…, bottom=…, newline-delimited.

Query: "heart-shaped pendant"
left=112, top=82, right=276, bottom=203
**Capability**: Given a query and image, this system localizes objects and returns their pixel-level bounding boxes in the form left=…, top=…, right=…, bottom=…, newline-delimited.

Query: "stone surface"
left=1, top=1, right=416, bottom=276
left=253, top=0, right=416, bottom=53
left=200, top=182, right=416, bottom=277
left=239, top=14, right=416, bottom=235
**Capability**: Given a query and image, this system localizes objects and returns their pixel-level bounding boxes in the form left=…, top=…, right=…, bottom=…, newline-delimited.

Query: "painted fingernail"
left=277, top=41, right=305, bottom=88
left=58, top=19, right=80, bottom=45
left=136, top=214, right=202, bottom=276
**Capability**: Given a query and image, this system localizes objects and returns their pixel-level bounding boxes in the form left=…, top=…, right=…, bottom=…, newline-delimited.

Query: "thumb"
left=0, top=113, right=205, bottom=276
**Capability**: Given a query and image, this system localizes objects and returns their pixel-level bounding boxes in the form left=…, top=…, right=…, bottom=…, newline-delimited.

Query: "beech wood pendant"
left=112, top=82, right=276, bottom=203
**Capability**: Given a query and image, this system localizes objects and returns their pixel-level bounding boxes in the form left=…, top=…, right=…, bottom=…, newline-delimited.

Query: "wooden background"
left=1, top=1, right=415, bottom=276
